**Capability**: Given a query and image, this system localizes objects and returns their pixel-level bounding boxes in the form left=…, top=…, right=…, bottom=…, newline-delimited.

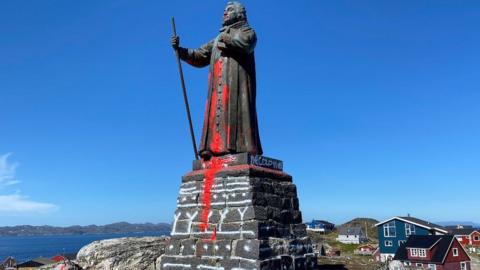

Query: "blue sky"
left=1, top=1, right=479, bottom=226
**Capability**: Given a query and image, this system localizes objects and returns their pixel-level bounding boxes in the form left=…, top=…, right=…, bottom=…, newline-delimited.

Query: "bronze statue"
left=171, top=1, right=262, bottom=160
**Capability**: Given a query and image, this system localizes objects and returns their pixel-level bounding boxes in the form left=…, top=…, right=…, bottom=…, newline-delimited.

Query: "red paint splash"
left=209, top=90, right=217, bottom=123
left=211, top=226, right=217, bottom=241
left=198, top=59, right=229, bottom=240
left=214, top=59, right=223, bottom=78
left=199, top=156, right=225, bottom=234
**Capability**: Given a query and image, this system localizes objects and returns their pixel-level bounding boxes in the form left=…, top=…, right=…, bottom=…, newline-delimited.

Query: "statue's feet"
left=200, top=150, right=212, bottom=161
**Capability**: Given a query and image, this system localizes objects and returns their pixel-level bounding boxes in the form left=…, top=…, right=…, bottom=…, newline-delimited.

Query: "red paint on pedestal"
left=199, top=155, right=225, bottom=234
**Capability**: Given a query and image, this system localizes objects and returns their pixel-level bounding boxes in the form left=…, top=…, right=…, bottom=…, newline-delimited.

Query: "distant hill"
left=0, top=222, right=171, bottom=236
left=338, top=217, right=379, bottom=240
left=437, top=221, right=480, bottom=229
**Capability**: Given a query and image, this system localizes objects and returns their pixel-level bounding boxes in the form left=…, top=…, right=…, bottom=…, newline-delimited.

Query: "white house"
left=336, top=227, right=368, bottom=244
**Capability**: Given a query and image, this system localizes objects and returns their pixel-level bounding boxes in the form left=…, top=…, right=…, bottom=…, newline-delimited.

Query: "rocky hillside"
left=77, top=236, right=169, bottom=270
left=338, top=217, right=379, bottom=240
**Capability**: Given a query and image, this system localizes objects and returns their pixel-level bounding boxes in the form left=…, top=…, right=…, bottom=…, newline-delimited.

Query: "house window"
left=453, top=248, right=458, bottom=257
left=428, top=264, right=436, bottom=270
left=410, top=248, right=418, bottom=257
left=384, top=221, right=396, bottom=237
left=399, top=240, right=406, bottom=246
left=461, top=262, right=467, bottom=270
left=474, top=236, right=480, bottom=241
left=385, top=240, right=393, bottom=247
left=416, top=263, right=423, bottom=267
left=419, top=249, right=427, bottom=257
left=405, top=223, right=416, bottom=236
left=404, top=262, right=411, bottom=266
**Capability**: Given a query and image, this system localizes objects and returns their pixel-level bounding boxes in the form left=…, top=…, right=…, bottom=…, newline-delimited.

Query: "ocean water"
left=0, top=231, right=169, bottom=263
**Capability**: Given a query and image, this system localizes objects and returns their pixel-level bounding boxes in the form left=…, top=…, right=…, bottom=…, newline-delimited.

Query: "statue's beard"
left=223, top=14, right=245, bottom=26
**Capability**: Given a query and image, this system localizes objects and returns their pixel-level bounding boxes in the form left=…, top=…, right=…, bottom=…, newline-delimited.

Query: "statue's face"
left=223, top=4, right=237, bottom=25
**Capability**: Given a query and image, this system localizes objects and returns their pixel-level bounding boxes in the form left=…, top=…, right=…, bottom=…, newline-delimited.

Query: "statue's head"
left=223, top=1, right=247, bottom=26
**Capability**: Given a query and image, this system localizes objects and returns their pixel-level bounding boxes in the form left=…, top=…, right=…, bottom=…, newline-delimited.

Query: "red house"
left=354, top=244, right=378, bottom=255
left=451, top=228, right=480, bottom=247
left=393, top=235, right=471, bottom=270
left=50, top=253, right=77, bottom=263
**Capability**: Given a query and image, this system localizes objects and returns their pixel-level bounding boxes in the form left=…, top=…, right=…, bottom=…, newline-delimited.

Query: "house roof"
left=17, top=257, right=53, bottom=267
left=450, top=228, right=477, bottom=236
left=51, top=253, right=77, bottom=262
left=394, top=235, right=455, bottom=264
left=405, top=235, right=443, bottom=249
left=338, top=226, right=363, bottom=235
left=375, top=216, right=448, bottom=234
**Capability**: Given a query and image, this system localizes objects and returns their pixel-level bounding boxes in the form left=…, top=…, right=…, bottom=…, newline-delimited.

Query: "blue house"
left=375, top=216, right=448, bottom=262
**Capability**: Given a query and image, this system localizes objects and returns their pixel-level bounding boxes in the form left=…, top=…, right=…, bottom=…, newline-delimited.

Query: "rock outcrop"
left=77, top=236, right=168, bottom=270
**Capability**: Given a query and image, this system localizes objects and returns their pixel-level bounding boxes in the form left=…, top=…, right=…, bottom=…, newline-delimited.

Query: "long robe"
left=178, top=21, right=263, bottom=158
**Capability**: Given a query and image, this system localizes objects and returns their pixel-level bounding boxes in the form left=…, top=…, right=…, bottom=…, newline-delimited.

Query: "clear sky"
left=1, top=1, right=479, bottom=227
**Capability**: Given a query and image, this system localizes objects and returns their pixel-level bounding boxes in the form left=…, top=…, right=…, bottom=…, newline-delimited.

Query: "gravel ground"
left=472, top=255, right=480, bottom=270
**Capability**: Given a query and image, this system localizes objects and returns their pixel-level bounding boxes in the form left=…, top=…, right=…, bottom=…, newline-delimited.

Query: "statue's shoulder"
left=240, top=24, right=254, bottom=33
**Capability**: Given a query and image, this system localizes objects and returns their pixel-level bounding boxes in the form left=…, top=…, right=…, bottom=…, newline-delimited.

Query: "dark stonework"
left=158, top=158, right=317, bottom=270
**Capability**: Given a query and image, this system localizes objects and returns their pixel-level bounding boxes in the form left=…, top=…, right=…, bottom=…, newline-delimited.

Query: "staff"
left=171, top=17, right=199, bottom=160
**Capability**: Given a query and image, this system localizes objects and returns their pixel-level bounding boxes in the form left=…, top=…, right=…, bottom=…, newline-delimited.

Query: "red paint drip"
left=214, top=60, right=223, bottom=77
left=208, top=90, right=218, bottom=134
left=211, top=225, right=217, bottom=241
left=200, top=156, right=225, bottom=232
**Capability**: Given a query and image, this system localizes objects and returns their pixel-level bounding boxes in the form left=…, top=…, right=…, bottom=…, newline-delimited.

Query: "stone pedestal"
left=158, top=153, right=317, bottom=270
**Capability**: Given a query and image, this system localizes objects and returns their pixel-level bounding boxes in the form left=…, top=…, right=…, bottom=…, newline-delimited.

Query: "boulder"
left=77, top=236, right=168, bottom=270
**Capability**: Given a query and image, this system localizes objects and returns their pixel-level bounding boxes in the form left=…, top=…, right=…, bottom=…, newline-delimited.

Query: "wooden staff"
left=171, top=17, right=199, bottom=160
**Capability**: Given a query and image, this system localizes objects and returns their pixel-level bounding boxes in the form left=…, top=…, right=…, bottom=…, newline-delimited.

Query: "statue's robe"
left=179, top=21, right=263, bottom=158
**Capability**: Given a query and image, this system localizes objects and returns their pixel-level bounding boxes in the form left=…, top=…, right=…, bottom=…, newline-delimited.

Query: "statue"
left=161, top=3, right=317, bottom=269
left=171, top=1, right=262, bottom=160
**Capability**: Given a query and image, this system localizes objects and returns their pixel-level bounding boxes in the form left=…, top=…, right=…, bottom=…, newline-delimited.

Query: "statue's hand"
left=171, top=36, right=180, bottom=49
left=217, top=42, right=227, bottom=51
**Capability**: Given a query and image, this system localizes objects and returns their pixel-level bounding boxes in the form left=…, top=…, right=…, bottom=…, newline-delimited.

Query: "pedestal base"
left=159, top=154, right=317, bottom=270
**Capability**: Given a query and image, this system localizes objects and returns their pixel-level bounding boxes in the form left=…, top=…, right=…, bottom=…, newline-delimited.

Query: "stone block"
left=290, top=223, right=307, bottom=237
left=265, top=194, right=283, bottom=209
left=279, top=255, right=294, bottom=270
left=294, top=256, right=306, bottom=269
left=279, top=210, right=294, bottom=224
left=292, top=197, right=299, bottom=210
left=292, top=210, right=303, bottom=224
left=233, top=239, right=260, bottom=259
left=171, top=220, right=193, bottom=236
left=213, top=240, right=232, bottom=258
left=305, top=253, right=318, bottom=270
left=191, top=222, right=217, bottom=239
left=266, top=206, right=281, bottom=221
left=281, top=198, right=292, bottom=209
left=164, top=239, right=181, bottom=255
left=241, top=220, right=261, bottom=239
left=180, top=238, right=197, bottom=255
left=195, top=240, right=215, bottom=257
left=221, top=258, right=241, bottom=270
left=159, top=255, right=198, bottom=269
left=174, top=207, right=201, bottom=221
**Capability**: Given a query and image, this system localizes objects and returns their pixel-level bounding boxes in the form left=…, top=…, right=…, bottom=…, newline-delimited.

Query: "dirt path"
left=472, top=255, right=480, bottom=270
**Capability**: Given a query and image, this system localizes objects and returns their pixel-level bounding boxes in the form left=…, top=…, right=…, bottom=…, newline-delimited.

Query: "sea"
left=0, top=231, right=169, bottom=263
